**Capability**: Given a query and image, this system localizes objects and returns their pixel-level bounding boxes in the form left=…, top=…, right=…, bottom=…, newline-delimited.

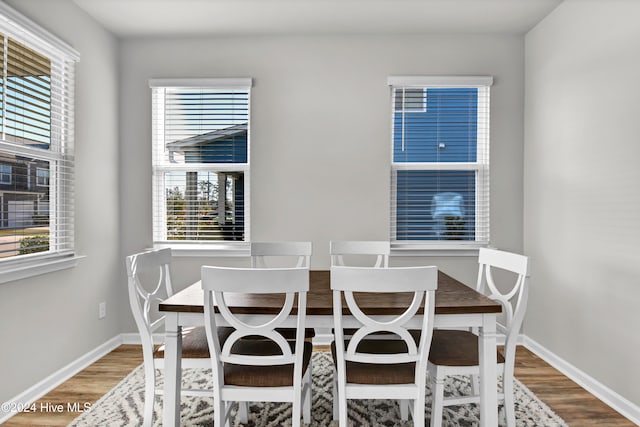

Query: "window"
left=389, top=76, right=492, bottom=249
left=0, top=164, right=11, bottom=184
left=0, top=3, right=79, bottom=279
left=36, top=167, right=49, bottom=186
left=151, top=79, right=251, bottom=251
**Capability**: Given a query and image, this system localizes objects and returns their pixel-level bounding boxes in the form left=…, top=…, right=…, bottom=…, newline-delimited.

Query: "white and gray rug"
left=69, top=352, right=567, bottom=426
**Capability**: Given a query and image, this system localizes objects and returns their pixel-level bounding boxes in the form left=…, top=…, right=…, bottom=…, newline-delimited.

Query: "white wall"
left=525, top=0, right=640, bottom=406
left=0, top=0, right=120, bottom=403
left=119, top=34, right=525, bottom=328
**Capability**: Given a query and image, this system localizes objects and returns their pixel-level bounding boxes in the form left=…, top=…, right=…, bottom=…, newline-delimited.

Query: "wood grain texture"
left=3, top=345, right=143, bottom=427
left=159, top=270, right=502, bottom=316
left=5, top=344, right=633, bottom=426
left=513, top=346, right=635, bottom=427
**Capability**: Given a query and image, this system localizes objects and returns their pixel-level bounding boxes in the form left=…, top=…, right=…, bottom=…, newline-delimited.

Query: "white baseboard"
left=121, top=332, right=164, bottom=345
left=0, top=335, right=123, bottom=424
left=120, top=332, right=143, bottom=344
left=523, top=335, right=640, bottom=425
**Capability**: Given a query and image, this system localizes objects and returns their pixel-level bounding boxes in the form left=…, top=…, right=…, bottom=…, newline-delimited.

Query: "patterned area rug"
left=69, top=352, right=567, bottom=426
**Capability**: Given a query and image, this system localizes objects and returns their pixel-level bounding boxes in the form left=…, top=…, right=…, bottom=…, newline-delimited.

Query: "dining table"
left=159, top=269, right=502, bottom=426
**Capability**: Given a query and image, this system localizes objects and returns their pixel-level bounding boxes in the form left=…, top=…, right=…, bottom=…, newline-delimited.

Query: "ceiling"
left=73, top=0, right=563, bottom=38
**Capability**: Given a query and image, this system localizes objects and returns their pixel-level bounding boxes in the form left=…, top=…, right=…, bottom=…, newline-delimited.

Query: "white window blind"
left=0, top=3, right=78, bottom=266
left=151, top=79, right=251, bottom=248
left=389, top=76, right=492, bottom=248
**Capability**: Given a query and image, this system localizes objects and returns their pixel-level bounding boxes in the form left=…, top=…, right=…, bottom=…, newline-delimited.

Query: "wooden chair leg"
left=414, top=394, right=426, bottom=427
left=238, top=401, right=248, bottom=423
left=430, top=374, right=445, bottom=427
left=215, top=399, right=226, bottom=427
left=332, top=369, right=339, bottom=421
left=471, top=374, right=480, bottom=396
left=292, top=392, right=302, bottom=427
left=338, top=381, right=348, bottom=427
left=504, top=377, right=516, bottom=427
left=142, top=367, right=155, bottom=427
left=302, top=368, right=312, bottom=425
left=399, top=399, right=409, bottom=420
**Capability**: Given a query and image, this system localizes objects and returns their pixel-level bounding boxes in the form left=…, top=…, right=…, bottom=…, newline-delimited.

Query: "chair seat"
left=224, top=341, right=313, bottom=387
left=153, top=326, right=314, bottom=361
left=428, top=329, right=505, bottom=367
left=336, top=328, right=399, bottom=338
left=331, top=340, right=416, bottom=385
left=221, top=327, right=315, bottom=341
left=154, top=326, right=226, bottom=359
left=277, top=328, right=315, bottom=340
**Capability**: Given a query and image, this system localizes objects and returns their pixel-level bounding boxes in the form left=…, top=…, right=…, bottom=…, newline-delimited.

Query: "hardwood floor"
left=3, top=345, right=634, bottom=426
left=513, top=347, right=635, bottom=427
left=3, top=345, right=143, bottom=427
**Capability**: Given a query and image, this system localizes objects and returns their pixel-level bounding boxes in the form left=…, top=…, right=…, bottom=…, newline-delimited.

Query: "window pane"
left=393, top=88, right=477, bottom=163
left=163, top=170, right=244, bottom=241
left=152, top=81, right=251, bottom=246
left=0, top=9, right=77, bottom=267
left=164, top=88, right=248, bottom=164
left=36, top=167, right=49, bottom=186
left=4, top=37, right=52, bottom=147
left=394, top=88, right=426, bottom=112
left=0, top=155, right=49, bottom=257
left=396, top=170, right=475, bottom=241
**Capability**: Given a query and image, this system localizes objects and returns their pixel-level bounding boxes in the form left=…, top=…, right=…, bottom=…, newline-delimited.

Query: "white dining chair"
left=329, top=240, right=390, bottom=267
left=331, top=265, right=438, bottom=427
left=329, top=240, right=397, bottom=417
left=201, top=266, right=312, bottom=427
left=250, top=241, right=312, bottom=268
left=427, top=247, right=529, bottom=427
left=250, top=241, right=315, bottom=341
left=126, top=248, right=214, bottom=427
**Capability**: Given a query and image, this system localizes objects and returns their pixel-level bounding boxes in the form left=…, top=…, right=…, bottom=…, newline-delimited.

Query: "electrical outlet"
left=99, top=302, right=106, bottom=319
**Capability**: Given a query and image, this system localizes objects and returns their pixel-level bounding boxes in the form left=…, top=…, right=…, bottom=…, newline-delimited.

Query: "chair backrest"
left=250, top=241, right=312, bottom=268
left=331, top=265, right=438, bottom=367
left=126, top=248, right=174, bottom=363
left=201, top=266, right=309, bottom=381
left=330, top=240, right=390, bottom=268
left=475, top=248, right=529, bottom=365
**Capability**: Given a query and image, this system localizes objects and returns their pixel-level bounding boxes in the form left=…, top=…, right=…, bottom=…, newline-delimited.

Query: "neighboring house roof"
left=166, top=123, right=247, bottom=151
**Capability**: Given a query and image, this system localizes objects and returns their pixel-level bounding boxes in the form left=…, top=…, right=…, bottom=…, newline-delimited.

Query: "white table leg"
left=478, top=313, right=498, bottom=427
left=163, top=313, right=182, bottom=427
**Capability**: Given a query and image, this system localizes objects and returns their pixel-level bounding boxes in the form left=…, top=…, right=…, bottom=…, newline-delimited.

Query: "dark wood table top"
left=160, top=270, right=501, bottom=316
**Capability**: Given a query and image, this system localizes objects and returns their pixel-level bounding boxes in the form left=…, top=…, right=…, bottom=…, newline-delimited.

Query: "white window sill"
left=391, top=242, right=488, bottom=257
left=0, top=254, right=84, bottom=284
left=153, top=242, right=250, bottom=257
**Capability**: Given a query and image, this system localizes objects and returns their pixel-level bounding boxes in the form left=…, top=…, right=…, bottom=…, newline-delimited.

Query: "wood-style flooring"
left=2, top=345, right=635, bottom=426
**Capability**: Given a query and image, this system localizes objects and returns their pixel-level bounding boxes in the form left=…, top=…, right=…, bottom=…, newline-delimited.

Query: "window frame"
left=0, top=3, right=81, bottom=284
left=36, top=167, right=49, bottom=187
left=388, top=75, right=492, bottom=254
left=0, top=164, right=12, bottom=185
left=150, top=78, right=252, bottom=256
